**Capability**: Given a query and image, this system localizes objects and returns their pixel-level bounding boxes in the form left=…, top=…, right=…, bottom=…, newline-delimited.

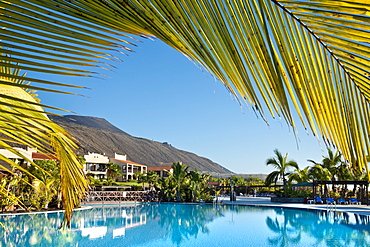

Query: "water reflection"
left=265, top=207, right=370, bottom=247
left=0, top=204, right=369, bottom=246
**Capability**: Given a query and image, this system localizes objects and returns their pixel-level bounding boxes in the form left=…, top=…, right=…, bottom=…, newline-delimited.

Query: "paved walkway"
left=221, top=196, right=370, bottom=216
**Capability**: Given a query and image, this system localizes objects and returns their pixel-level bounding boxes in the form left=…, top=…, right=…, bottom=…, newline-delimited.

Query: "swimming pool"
left=0, top=203, right=369, bottom=246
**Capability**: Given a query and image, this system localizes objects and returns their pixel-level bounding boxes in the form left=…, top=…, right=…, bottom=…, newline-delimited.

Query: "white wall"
left=84, top=152, right=109, bottom=164
left=114, top=153, right=127, bottom=161
left=0, top=147, right=34, bottom=161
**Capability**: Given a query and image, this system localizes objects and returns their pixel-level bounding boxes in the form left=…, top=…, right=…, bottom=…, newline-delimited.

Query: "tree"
left=266, top=149, right=299, bottom=196
left=146, top=171, right=159, bottom=191
left=321, top=148, right=343, bottom=182
left=30, top=160, right=61, bottom=209
left=245, top=176, right=264, bottom=186
left=230, top=175, right=246, bottom=187
left=157, top=163, right=211, bottom=202
left=2, top=1, right=370, bottom=225
left=187, top=170, right=211, bottom=202
left=308, top=148, right=344, bottom=193
left=169, top=162, right=189, bottom=202
left=288, top=166, right=311, bottom=184
left=106, top=163, right=121, bottom=181
left=134, top=171, right=147, bottom=190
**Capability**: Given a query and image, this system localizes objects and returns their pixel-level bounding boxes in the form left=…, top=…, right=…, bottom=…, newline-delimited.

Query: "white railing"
left=82, top=191, right=157, bottom=203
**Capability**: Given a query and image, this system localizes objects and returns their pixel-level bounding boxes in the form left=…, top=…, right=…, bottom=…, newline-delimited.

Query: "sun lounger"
left=337, top=198, right=348, bottom=204
left=349, top=198, right=361, bottom=205
left=326, top=198, right=335, bottom=204
left=314, top=196, right=323, bottom=204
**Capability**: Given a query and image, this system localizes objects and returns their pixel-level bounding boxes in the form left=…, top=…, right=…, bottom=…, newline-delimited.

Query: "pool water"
left=0, top=203, right=369, bottom=247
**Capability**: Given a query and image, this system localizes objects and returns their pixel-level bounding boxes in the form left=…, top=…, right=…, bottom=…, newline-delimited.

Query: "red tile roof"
left=32, top=152, right=58, bottom=160
left=147, top=166, right=172, bottom=171
left=208, top=181, right=219, bottom=186
left=113, top=158, right=145, bottom=167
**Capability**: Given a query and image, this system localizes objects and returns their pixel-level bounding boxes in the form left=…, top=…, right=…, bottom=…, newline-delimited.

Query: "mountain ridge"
left=50, top=115, right=233, bottom=174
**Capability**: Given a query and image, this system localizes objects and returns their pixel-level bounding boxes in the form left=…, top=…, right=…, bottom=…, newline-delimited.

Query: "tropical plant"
left=106, top=163, right=121, bottom=181
left=168, top=162, right=189, bottom=202
left=230, top=175, right=246, bottom=187
left=146, top=171, right=159, bottom=191
left=187, top=170, right=211, bottom=202
left=134, top=171, right=148, bottom=190
left=2, top=0, right=370, bottom=223
left=266, top=149, right=299, bottom=196
left=156, top=163, right=212, bottom=202
left=307, top=148, right=346, bottom=194
left=321, top=148, right=343, bottom=181
left=288, top=166, right=311, bottom=184
left=245, top=176, right=264, bottom=186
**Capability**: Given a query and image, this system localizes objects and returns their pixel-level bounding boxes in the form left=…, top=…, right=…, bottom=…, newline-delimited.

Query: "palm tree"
left=187, top=170, right=211, bottom=202
left=321, top=148, right=343, bottom=182
left=266, top=149, right=299, bottom=196
left=307, top=163, right=332, bottom=196
left=288, top=166, right=311, bottom=184
left=171, top=162, right=190, bottom=202
left=230, top=175, right=246, bottom=187
left=106, top=163, right=121, bottom=181
left=2, top=1, right=370, bottom=224
left=308, top=148, right=344, bottom=193
left=146, top=171, right=159, bottom=191
left=134, top=171, right=147, bottom=190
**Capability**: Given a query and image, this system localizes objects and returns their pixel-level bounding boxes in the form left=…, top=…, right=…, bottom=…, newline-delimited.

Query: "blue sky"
left=37, top=39, right=328, bottom=174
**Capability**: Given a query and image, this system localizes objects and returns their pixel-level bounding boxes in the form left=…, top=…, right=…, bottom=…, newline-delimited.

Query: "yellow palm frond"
left=0, top=59, right=88, bottom=227
left=0, top=0, right=370, bottom=222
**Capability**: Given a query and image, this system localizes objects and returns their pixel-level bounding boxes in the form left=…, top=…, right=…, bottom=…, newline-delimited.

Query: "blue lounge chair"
left=349, top=198, right=361, bottom=205
left=337, top=198, right=348, bottom=204
left=314, top=196, right=323, bottom=204
left=326, top=198, right=335, bottom=204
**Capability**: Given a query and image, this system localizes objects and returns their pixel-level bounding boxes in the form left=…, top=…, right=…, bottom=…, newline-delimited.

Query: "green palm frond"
left=1, top=0, right=370, bottom=220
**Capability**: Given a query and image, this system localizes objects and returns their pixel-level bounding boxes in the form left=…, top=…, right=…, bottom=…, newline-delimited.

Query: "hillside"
left=50, top=115, right=233, bottom=174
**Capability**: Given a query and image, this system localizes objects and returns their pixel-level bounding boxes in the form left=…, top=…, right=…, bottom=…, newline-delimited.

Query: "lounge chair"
left=326, top=198, right=335, bottom=205
left=349, top=198, right=361, bottom=205
left=314, top=196, right=323, bottom=204
left=337, top=198, right=348, bottom=204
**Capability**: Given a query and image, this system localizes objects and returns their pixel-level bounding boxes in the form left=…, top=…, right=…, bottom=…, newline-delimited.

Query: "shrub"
left=200, top=193, right=214, bottom=203
left=328, top=191, right=341, bottom=198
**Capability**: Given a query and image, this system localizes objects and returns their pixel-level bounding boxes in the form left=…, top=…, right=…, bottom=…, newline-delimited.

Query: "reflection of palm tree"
left=157, top=204, right=212, bottom=246
left=266, top=216, right=301, bottom=247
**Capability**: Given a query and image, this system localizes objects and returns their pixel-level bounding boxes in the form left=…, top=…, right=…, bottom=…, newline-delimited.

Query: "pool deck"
left=222, top=196, right=370, bottom=216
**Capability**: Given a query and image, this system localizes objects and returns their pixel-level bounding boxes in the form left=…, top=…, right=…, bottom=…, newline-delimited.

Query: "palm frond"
left=0, top=1, right=370, bottom=218
left=0, top=59, right=88, bottom=227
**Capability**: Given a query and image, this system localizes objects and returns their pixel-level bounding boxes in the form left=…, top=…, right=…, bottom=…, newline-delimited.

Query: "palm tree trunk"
left=176, top=191, right=181, bottom=202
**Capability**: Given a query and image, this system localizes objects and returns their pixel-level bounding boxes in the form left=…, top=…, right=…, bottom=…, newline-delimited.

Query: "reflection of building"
left=73, top=206, right=147, bottom=240
left=110, top=153, right=147, bottom=182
